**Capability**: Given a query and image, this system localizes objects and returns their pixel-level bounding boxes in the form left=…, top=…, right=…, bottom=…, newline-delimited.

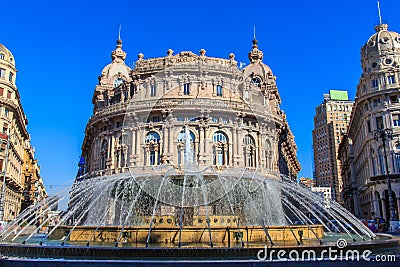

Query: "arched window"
left=115, top=136, right=126, bottom=168
left=212, top=131, right=228, bottom=166
left=251, top=77, right=261, bottom=88
left=114, top=77, right=124, bottom=88
left=213, top=132, right=228, bottom=143
left=145, top=132, right=161, bottom=166
left=177, top=129, right=196, bottom=165
left=100, top=140, right=108, bottom=170
left=0, top=53, right=4, bottom=60
left=243, top=135, right=256, bottom=167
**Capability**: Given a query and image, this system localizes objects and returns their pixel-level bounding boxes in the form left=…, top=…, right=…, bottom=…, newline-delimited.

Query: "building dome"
left=356, top=23, right=400, bottom=98
left=98, top=39, right=131, bottom=87
left=0, top=43, right=15, bottom=66
left=362, top=24, right=400, bottom=56
left=243, top=39, right=273, bottom=79
left=361, top=24, right=400, bottom=73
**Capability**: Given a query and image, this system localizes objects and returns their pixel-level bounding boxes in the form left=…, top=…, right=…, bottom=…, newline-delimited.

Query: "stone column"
left=237, top=131, right=243, bottom=167
left=168, top=126, right=173, bottom=154
left=372, top=194, right=381, bottom=219
left=396, top=197, right=400, bottom=220
left=381, top=198, right=387, bottom=220
left=229, top=125, right=236, bottom=166
left=198, top=127, right=204, bottom=158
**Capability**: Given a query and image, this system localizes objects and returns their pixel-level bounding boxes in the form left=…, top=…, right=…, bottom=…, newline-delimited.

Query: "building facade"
left=22, top=142, right=47, bottom=211
left=0, top=43, right=46, bottom=221
left=299, top=177, right=316, bottom=188
left=339, top=23, right=400, bottom=222
left=80, top=38, right=300, bottom=180
left=312, top=90, right=353, bottom=201
left=311, top=186, right=332, bottom=208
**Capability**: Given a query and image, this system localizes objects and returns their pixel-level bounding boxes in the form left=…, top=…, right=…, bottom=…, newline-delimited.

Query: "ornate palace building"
left=0, top=43, right=46, bottom=222
left=80, top=38, right=300, bottom=179
left=338, top=23, right=400, bottom=221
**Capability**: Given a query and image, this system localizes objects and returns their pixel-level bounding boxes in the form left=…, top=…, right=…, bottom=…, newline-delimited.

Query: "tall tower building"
left=312, top=90, right=353, bottom=201
left=0, top=43, right=45, bottom=222
left=339, top=22, right=400, bottom=222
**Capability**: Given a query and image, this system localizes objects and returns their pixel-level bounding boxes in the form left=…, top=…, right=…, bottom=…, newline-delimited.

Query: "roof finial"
left=118, top=24, right=122, bottom=40
left=254, top=25, right=256, bottom=40
left=377, top=1, right=382, bottom=24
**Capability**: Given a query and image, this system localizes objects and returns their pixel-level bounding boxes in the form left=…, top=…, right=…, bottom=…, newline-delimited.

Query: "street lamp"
left=0, top=131, right=17, bottom=222
left=373, top=128, right=399, bottom=227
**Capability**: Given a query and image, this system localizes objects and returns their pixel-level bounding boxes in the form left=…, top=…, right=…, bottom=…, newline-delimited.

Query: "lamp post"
left=373, top=128, right=399, bottom=226
left=0, top=132, right=16, bottom=222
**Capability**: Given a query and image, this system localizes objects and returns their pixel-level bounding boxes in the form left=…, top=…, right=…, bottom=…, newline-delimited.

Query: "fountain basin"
left=48, top=224, right=323, bottom=245
left=0, top=234, right=398, bottom=261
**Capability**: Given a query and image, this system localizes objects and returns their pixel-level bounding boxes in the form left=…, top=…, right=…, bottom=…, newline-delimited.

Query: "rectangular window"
left=244, top=90, right=249, bottom=101
left=183, top=83, right=190, bottom=95
left=8, top=72, right=13, bottom=83
left=372, top=79, right=379, bottom=88
left=393, top=114, right=400, bottom=127
left=216, top=85, right=223, bottom=96
left=390, top=95, right=399, bottom=104
left=388, top=75, right=396, bottom=85
left=394, top=153, right=400, bottom=174
left=7, top=91, right=11, bottom=99
left=376, top=116, right=384, bottom=129
left=151, top=116, right=161, bottom=122
left=0, top=88, right=3, bottom=96
left=373, top=98, right=381, bottom=107
left=150, top=85, right=156, bottom=97
left=366, top=120, right=371, bottom=132
left=0, top=68, right=5, bottom=79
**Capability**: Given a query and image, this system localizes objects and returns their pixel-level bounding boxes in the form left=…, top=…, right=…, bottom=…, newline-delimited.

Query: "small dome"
left=362, top=24, right=400, bottom=57
left=0, top=43, right=15, bottom=66
left=98, top=39, right=131, bottom=86
left=243, top=39, right=273, bottom=80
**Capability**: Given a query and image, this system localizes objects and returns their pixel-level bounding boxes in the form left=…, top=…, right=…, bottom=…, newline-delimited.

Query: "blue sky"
left=1, top=0, right=400, bottom=187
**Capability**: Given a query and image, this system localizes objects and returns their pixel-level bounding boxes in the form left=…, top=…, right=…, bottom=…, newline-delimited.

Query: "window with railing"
left=183, top=83, right=190, bottom=95
left=393, top=114, right=400, bottom=127
left=212, top=131, right=228, bottom=166
left=371, top=79, right=379, bottom=88
left=216, top=85, right=223, bottom=96
left=388, top=75, right=396, bottom=85
left=150, top=84, right=157, bottom=96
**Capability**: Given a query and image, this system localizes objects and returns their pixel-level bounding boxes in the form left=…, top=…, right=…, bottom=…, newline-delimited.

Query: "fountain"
left=0, top=127, right=396, bottom=262
left=0, top=48, right=399, bottom=265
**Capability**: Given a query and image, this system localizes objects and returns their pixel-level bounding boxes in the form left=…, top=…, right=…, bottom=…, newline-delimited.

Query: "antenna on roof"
left=118, top=25, right=122, bottom=39
left=377, top=1, right=382, bottom=24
